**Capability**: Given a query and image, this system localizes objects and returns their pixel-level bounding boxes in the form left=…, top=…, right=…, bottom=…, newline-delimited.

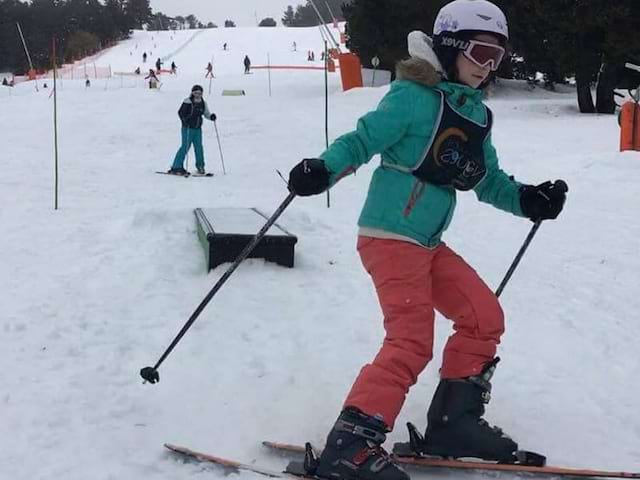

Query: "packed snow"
left=1, top=25, right=639, bottom=480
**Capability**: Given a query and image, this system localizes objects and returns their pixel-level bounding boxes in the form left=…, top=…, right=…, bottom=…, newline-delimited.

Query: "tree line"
left=0, top=0, right=218, bottom=73
left=282, top=0, right=347, bottom=27
left=336, top=0, right=640, bottom=113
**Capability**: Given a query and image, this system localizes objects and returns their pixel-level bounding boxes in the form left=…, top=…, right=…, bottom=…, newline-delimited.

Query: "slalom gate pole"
left=52, top=37, right=59, bottom=210
left=140, top=191, right=297, bottom=384
left=324, top=40, right=330, bottom=209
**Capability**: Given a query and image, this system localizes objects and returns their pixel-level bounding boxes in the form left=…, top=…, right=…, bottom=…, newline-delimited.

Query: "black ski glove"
left=288, top=158, right=330, bottom=196
left=519, top=180, right=568, bottom=221
left=210, top=113, right=217, bottom=121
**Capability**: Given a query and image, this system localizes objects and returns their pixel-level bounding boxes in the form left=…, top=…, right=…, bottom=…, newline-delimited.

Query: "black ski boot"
left=167, top=167, right=188, bottom=176
left=314, top=408, right=409, bottom=480
left=422, top=358, right=518, bottom=462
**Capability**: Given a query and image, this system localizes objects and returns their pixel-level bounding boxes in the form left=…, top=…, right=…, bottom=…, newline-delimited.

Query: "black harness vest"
left=411, top=90, right=493, bottom=191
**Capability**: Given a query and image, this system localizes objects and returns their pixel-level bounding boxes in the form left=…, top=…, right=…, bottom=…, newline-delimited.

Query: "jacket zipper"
left=403, top=180, right=426, bottom=217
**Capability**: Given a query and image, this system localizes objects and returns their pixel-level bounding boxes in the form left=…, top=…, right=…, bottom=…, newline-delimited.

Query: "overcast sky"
left=149, top=0, right=297, bottom=27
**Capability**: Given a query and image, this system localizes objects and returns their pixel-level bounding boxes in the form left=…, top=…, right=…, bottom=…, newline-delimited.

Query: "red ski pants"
left=344, top=237, right=504, bottom=429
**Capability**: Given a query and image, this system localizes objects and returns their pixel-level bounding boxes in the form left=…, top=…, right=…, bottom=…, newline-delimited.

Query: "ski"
left=262, top=441, right=640, bottom=479
left=155, top=171, right=189, bottom=177
left=155, top=171, right=214, bottom=177
left=164, top=443, right=314, bottom=479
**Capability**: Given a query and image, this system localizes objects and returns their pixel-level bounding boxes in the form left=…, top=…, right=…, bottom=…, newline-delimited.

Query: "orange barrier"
left=620, top=101, right=640, bottom=151
left=636, top=108, right=640, bottom=151
left=252, top=65, right=336, bottom=71
left=338, top=53, right=363, bottom=91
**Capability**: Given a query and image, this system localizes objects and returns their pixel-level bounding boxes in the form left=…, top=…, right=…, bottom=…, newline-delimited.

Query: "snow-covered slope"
left=1, top=26, right=639, bottom=480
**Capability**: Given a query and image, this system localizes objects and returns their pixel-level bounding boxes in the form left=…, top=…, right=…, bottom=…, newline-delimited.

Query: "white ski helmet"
left=432, top=0, right=509, bottom=79
left=433, top=0, right=508, bottom=41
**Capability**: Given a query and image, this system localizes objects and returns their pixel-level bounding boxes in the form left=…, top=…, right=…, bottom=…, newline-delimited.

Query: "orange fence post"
left=338, top=53, right=363, bottom=91
left=620, top=101, right=640, bottom=152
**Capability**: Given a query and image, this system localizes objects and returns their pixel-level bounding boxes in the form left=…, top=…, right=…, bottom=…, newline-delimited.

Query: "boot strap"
left=335, top=419, right=387, bottom=444
left=352, top=446, right=394, bottom=472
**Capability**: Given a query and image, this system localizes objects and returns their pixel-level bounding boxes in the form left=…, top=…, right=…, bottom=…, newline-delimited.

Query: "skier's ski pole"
left=213, top=121, right=226, bottom=174
left=140, top=191, right=296, bottom=384
left=495, top=221, right=541, bottom=298
left=495, top=180, right=568, bottom=298
left=185, top=128, right=191, bottom=172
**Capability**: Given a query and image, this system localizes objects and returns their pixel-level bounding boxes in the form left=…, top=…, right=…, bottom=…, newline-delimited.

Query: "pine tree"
left=342, top=0, right=443, bottom=73
left=259, top=18, right=277, bottom=27
left=282, top=6, right=295, bottom=26
left=124, top=0, right=151, bottom=29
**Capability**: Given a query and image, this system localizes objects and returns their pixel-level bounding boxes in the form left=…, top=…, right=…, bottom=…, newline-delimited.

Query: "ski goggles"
left=462, top=40, right=506, bottom=71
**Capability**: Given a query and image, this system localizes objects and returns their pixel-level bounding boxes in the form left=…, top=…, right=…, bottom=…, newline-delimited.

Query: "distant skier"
left=2, top=77, right=8, bottom=86
left=171, top=61, right=177, bottom=74
left=85, top=77, right=91, bottom=88
left=243, top=55, right=251, bottom=74
left=205, top=62, right=215, bottom=79
left=155, top=58, right=163, bottom=73
left=145, top=69, right=159, bottom=89
left=285, top=1, right=568, bottom=478
left=292, top=41, right=297, bottom=51
left=168, top=85, right=217, bottom=176
left=142, top=52, right=147, bottom=63
left=223, top=42, right=228, bottom=51
left=134, top=67, right=141, bottom=75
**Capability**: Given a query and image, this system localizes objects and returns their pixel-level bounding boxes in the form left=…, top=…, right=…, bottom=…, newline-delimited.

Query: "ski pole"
left=213, top=120, right=226, bottom=174
left=495, top=180, right=568, bottom=298
left=495, top=220, right=541, bottom=298
left=140, top=191, right=296, bottom=384
left=185, top=128, right=191, bottom=172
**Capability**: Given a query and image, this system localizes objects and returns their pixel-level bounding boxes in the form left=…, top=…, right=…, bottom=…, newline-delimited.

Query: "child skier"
left=205, top=62, right=215, bottom=79
left=168, top=85, right=217, bottom=175
left=286, top=1, right=567, bottom=479
left=145, top=69, right=159, bottom=89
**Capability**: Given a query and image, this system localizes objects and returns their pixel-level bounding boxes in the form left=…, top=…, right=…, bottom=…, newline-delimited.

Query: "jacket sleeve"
left=319, top=82, right=414, bottom=185
left=473, top=134, right=525, bottom=216
left=203, top=101, right=213, bottom=120
left=178, top=102, right=190, bottom=121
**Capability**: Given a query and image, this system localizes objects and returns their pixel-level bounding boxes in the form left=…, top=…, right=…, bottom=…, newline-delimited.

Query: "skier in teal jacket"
left=287, top=2, right=568, bottom=480
left=168, top=85, right=217, bottom=175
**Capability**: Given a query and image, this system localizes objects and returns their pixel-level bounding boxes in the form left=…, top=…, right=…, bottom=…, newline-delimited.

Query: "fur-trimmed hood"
left=396, top=30, right=445, bottom=87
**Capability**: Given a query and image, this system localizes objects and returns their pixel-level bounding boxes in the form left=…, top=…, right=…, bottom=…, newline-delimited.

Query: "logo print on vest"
left=433, top=127, right=485, bottom=185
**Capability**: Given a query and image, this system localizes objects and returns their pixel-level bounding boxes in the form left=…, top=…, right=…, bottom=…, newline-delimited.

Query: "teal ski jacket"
left=319, top=57, right=525, bottom=248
